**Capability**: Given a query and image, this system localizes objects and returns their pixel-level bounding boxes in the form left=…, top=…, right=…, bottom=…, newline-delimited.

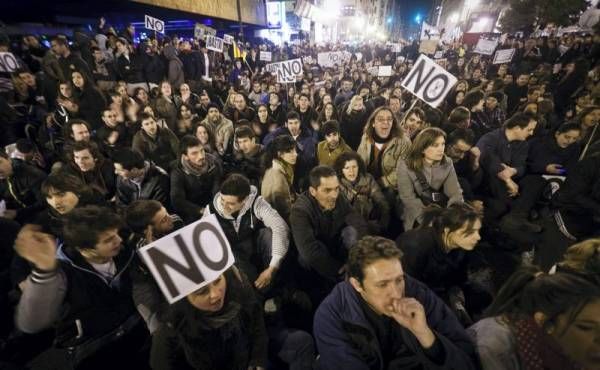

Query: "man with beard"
left=170, top=135, right=222, bottom=224
left=63, top=140, right=116, bottom=200
left=200, top=103, right=234, bottom=155
left=225, top=126, right=265, bottom=186
left=317, top=120, right=352, bottom=167
left=132, top=113, right=179, bottom=171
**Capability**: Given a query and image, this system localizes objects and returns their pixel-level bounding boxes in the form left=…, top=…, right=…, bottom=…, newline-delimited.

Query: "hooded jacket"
left=314, top=279, right=477, bottom=370
left=163, top=45, right=184, bottom=90
left=203, top=186, right=289, bottom=269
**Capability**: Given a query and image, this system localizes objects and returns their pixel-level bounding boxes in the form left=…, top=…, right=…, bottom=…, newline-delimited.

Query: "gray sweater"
left=396, top=156, right=464, bottom=230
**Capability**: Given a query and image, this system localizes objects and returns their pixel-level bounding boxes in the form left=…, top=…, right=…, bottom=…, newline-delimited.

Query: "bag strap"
left=414, top=170, right=434, bottom=194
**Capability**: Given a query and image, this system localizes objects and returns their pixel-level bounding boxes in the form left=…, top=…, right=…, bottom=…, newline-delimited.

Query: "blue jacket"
left=314, top=278, right=477, bottom=370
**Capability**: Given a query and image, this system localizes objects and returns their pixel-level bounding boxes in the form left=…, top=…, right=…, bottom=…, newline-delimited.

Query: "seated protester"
left=125, top=200, right=184, bottom=334
left=290, top=166, right=368, bottom=301
left=551, top=238, right=600, bottom=285
left=481, top=91, right=506, bottom=134
left=150, top=267, right=268, bottom=370
left=113, top=148, right=171, bottom=209
left=132, top=112, right=179, bottom=172
left=527, top=123, right=582, bottom=176
left=227, top=92, right=257, bottom=125
left=267, top=92, right=286, bottom=127
left=204, top=174, right=289, bottom=289
left=400, top=106, right=427, bottom=140
left=445, top=128, right=483, bottom=202
left=397, top=204, right=490, bottom=325
left=462, top=90, right=486, bottom=138
left=171, top=135, right=222, bottom=224
left=61, top=119, right=94, bottom=162
left=314, top=236, right=478, bottom=370
left=0, top=150, right=47, bottom=224
left=62, top=140, right=116, bottom=200
left=252, top=104, right=278, bottom=143
left=339, top=95, right=370, bottom=150
left=96, top=108, right=132, bottom=150
left=192, top=119, right=220, bottom=156
left=357, top=107, right=412, bottom=209
left=444, top=106, right=471, bottom=133
left=476, top=112, right=538, bottom=225
left=14, top=206, right=149, bottom=370
left=335, top=151, right=390, bottom=235
left=264, top=111, right=318, bottom=190
left=397, top=128, right=464, bottom=230
left=248, top=80, right=268, bottom=106
left=545, top=153, right=600, bottom=269
left=317, top=120, right=352, bottom=167
left=468, top=267, right=600, bottom=370
left=296, top=94, right=319, bottom=133
left=174, top=103, right=197, bottom=138
left=262, top=135, right=298, bottom=223
left=152, top=80, right=181, bottom=132
left=225, top=126, right=265, bottom=186
left=71, top=70, right=107, bottom=130
left=200, top=103, right=234, bottom=155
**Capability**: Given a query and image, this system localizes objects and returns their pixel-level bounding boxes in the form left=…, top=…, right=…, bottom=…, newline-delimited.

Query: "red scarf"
left=511, top=318, right=581, bottom=370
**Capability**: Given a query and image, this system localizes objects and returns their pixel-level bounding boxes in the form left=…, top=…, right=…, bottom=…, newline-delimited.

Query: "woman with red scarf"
left=468, top=266, right=600, bottom=370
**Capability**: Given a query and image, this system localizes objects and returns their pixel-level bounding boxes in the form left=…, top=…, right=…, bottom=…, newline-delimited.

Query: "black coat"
left=75, top=86, right=107, bottom=129
left=339, top=108, right=370, bottom=150
left=170, top=154, right=222, bottom=223
left=116, top=164, right=171, bottom=209
left=0, top=159, right=47, bottom=223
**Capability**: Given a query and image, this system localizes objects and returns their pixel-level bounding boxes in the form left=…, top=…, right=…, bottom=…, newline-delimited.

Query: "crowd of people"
left=0, top=17, right=600, bottom=370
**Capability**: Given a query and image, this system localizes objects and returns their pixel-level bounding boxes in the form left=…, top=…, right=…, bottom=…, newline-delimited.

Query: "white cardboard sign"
left=259, top=51, right=272, bottom=62
left=223, top=34, right=234, bottom=44
left=0, top=52, right=19, bottom=73
left=145, top=15, right=165, bottom=34
left=206, top=35, right=224, bottom=53
left=401, top=54, right=458, bottom=108
left=473, top=38, right=498, bottom=55
left=317, top=52, right=345, bottom=67
left=493, top=48, right=516, bottom=64
left=266, top=58, right=303, bottom=83
left=378, top=65, right=393, bottom=77
left=138, top=215, right=235, bottom=304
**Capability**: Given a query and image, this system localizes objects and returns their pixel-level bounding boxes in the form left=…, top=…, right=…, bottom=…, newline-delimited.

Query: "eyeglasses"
left=375, top=117, right=394, bottom=123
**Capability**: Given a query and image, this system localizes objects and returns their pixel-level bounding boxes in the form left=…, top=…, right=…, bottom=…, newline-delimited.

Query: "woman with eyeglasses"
left=397, top=127, right=464, bottom=230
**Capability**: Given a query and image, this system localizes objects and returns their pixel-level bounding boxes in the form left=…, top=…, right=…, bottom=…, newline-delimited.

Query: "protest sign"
left=303, top=56, right=314, bottom=65
left=419, top=39, right=438, bottom=55
left=401, top=54, right=458, bottom=108
left=492, top=48, right=516, bottom=64
left=355, top=52, right=363, bottom=62
left=267, top=58, right=303, bottom=83
left=368, top=66, right=379, bottom=76
left=433, top=50, right=444, bottom=59
left=194, top=24, right=204, bottom=39
left=206, top=35, right=224, bottom=53
left=223, top=34, right=234, bottom=44
left=317, top=52, right=345, bottom=67
left=473, top=38, right=498, bottom=55
left=138, top=215, right=235, bottom=304
left=145, top=15, right=165, bottom=34
left=259, top=51, right=272, bottom=62
left=391, top=43, right=402, bottom=53
left=0, top=52, right=19, bottom=73
left=378, top=65, right=393, bottom=77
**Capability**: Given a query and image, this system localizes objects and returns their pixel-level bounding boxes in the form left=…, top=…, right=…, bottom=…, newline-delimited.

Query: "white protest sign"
left=223, top=34, right=234, bottom=44
left=433, top=50, right=444, bottom=59
left=401, top=54, right=458, bottom=108
left=419, top=39, right=438, bottom=55
left=317, top=52, right=345, bottom=67
left=492, top=48, right=516, bottom=64
left=206, top=35, right=224, bottom=53
left=355, top=52, right=363, bottom=62
left=0, top=52, right=20, bottom=73
left=303, top=56, right=314, bottom=65
left=138, top=215, right=235, bottom=304
left=378, top=65, right=393, bottom=77
left=259, top=51, right=272, bottom=62
left=145, top=15, right=165, bottom=34
left=473, top=38, right=498, bottom=55
left=391, top=43, right=402, bottom=53
left=194, top=24, right=204, bottom=39
left=267, top=58, right=303, bottom=83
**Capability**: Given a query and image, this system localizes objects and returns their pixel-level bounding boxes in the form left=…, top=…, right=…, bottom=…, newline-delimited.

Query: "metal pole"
left=236, top=0, right=244, bottom=41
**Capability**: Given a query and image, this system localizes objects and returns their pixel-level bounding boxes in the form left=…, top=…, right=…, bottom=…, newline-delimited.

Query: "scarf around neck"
left=181, top=156, right=209, bottom=176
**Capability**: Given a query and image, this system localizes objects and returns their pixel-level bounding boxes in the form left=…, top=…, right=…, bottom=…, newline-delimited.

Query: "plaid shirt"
left=482, top=107, right=506, bottom=131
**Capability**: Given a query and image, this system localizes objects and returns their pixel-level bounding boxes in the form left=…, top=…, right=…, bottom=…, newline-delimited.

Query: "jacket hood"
left=210, top=185, right=258, bottom=220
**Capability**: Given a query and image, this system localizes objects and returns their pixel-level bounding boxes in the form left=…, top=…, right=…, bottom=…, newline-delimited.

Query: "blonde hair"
left=560, top=238, right=600, bottom=273
left=346, top=95, right=364, bottom=115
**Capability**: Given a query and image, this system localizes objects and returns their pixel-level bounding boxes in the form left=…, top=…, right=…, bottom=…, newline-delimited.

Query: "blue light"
left=387, top=17, right=393, bottom=24
left=415, top=14, right=422, bottom=23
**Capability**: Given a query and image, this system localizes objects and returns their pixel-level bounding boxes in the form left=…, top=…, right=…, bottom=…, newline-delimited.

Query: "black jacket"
left=116, top=164, right=171, bottom=209
left=74, top=86, right=107, bottom=129
left=115, top=53, right=145, bottom=84
left=290, top=193, right=368, bottom=282
left=340, top=108, right=370, bottom=150
left=62, top=159, right=116, bottom=200
left=150, top=268, right=268, bottom=370
left=527, top=135, right=580, bottom=175
left=0, top=159, right=47, bottom=223
left=170, top=154, right=222, bottom=223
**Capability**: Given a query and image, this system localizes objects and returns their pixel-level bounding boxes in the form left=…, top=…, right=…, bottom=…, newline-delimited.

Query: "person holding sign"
left=314, top=236, right=477, bottom=370
left=150, top=266, right=269, bottom=370
left=14, top=206, right=149, bottom=369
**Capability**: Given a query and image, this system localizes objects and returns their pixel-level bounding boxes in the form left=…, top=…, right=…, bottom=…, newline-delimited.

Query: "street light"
left=415, top=13, right=422, bottom=23
left=449, top=12, right=459, bottom=23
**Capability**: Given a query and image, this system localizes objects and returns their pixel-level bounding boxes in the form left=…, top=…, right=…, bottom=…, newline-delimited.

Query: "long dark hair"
left=406, top=127, right=447, bottom=171
left=262, top=134, right=296, bottom=169
left=485, top=266, right=600, bottom=334
left=420, top=203, right=482, bottom=247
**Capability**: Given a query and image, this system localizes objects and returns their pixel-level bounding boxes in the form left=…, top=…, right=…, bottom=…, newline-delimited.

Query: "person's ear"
left=309, top=186, right=317, bottom=198
left=349, top=277, right=364, bottom=293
